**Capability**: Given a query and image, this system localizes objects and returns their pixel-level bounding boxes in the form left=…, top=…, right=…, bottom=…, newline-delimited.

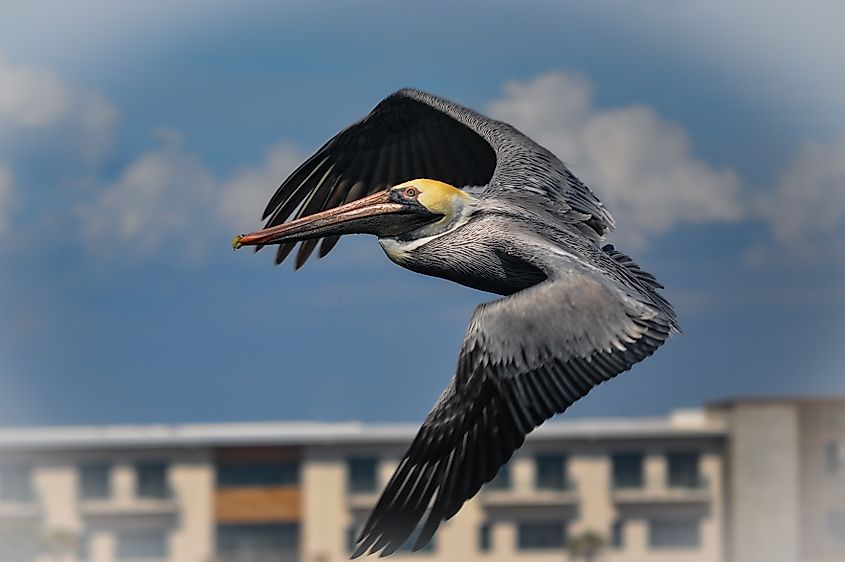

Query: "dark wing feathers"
left=602, top=243, right=680, bottom=332
left=352, top=268, right=673, bottom=557
left=603, top=243, right=662, bottom=288
left=257, top=88, right=616, bottom=268
left=260, top=90, right=497, bottom=268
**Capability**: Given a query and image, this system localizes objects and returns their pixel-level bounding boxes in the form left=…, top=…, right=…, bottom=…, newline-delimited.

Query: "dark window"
left=217, top=462, right=299, bottom=487
left=347, top=525, right=359, bottom=553
left=667, top=452, right=701, bottom=488
left=136, top=462, right=170, bottom=499
left=517, top=522, right=566, bottom=550
left=825, top=442, right=841, bottom=475
left=536, top=454, right=567, bottom=490
left=395, top=525, right=435, bottom=554
left=0, top=464, right=33, bottom=502
left=347, top=458, right=378, bottom=493
left=116, top=529, right=167, bottom=560
left=79, top=463, right=111, bottom=499
left=76, top=533, right=90, bottom=562
left=611, top=520, right=624, bottom=549
left=827, top=510, right=845, bottom=544
left=612, top=452, right=643, bottom=489
left=479, top=523, right=492, bottom=552
left=485, top=464, right=510, bottom=490
left=347, top=522, right=434, bottom=554
left=649, top=519, right=700, bottom=549
left=217, top=523, right=299, bottom=562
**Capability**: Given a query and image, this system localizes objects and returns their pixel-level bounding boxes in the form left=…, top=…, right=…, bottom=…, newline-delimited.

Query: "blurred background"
left=0, top=1, right=843, bottom=561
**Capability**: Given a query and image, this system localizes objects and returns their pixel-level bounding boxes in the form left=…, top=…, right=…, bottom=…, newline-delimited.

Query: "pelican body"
left=234, top=89, right=679, bottom=557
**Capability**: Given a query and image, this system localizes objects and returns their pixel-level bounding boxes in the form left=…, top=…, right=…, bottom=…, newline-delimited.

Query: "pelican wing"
left=260, top=89, right=497, bottom=268
left=352, top=266, right=672, bottom=557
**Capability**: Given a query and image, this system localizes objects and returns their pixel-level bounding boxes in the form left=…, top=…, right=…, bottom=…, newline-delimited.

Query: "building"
left=0, top=398, right=842, bottom=562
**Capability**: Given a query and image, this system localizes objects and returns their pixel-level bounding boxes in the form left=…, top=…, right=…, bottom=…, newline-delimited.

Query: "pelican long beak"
left=233, top=190, right=422, bottom=250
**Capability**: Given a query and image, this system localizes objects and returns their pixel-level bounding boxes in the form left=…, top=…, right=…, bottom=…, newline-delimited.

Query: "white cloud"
left=0, top=53, right=70, bottom=128
left=749, top=139, right=845, bottom=267
left=70, top=69, right=842, bottom=271
left=76, top=134, right=303, bottom=261
left=0, top=52, right=117, bottom=166
left=488, top=71, right=745, bottom=245
left=77, top=134, right=216, bottom=260
left=217, top=142, right=305, bottom=231
left=0, top=166, right=12, bottom=234
left=70, top=72, right=771, bottom=265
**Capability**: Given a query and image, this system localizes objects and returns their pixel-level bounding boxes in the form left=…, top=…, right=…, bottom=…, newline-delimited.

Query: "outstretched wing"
left=260, top=89, right=497, bottom=268
left=257, top=88, right=616, bottom=269
left=352, top=266, right=673, bottom=557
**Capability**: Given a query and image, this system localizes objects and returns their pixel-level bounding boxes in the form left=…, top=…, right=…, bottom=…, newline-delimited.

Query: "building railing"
left=78, top=495, right=179, bottom=517
left=0, top=502, right=41, bottom=519
left=480, top=481, right=579, bottom=507
left=610, top=475, right=711, bottom=503
left=480, top=479, right=577, bottom=493
left=667, top=476, right=709, bottom=490
left=611, top=475, right=709, bottom=490
left=217, top=552, right=298, bottom=562
left=534, top=479, right=577, bottom=492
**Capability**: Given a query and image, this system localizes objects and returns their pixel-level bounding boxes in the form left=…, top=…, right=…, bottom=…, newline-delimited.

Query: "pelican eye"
left=403, top=186, right=419, bottom=199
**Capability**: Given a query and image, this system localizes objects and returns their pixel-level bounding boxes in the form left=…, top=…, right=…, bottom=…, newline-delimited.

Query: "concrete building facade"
left=0, top=398, right=842, bottom=562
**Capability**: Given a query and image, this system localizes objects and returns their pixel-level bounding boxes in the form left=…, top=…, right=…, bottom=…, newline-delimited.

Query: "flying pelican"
left=233, top=89, right=679, bottom=556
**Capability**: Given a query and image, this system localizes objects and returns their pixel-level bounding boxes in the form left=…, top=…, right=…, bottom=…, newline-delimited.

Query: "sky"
left=0, top=0, right=843, bottom=426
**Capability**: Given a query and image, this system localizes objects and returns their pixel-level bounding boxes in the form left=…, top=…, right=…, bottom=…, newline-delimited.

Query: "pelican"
left=233, top=89, right=679, bottom=556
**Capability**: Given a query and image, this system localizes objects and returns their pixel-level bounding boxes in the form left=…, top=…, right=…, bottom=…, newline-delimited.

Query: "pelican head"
left=233, top=179, right=472, bottom=249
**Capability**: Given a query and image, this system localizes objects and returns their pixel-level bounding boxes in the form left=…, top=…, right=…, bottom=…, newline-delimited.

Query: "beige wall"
left=0, top=448, right=214, bottom=562
left=725, top=404, right=801, bottom=562
left=298, top=438, right=723, bottom=562
left=796, top=403, right=845, bottom=562
left=28, top=404, right=845, bottom=562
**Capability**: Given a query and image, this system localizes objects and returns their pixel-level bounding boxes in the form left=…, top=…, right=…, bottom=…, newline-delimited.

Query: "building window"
left=610, top=519, right=624, bottom=549
left=517, top=522, right=566, bottom=550
left=217, top=523, right=299, bottom=562
left=536, top=454, right=568, bottom=490
left=76, top=533, right=90, bottom=562
left=136, top=462, right=170, bottom=499
left=667, top=452, right=702, bottom=488
left=216, top=462, right=299, bottom=487
left=395, top=526, right=435, bottom=553
left=827, top=510, right=845, bottom=544
left=347, top=457, right=378, bottom=493
left=79, top=463, right=111, bottom=500
left=612, top=452, right=643, bottom=489
left=116, top=529, right=167, bottom=560
left=347, top=525, right=359, bottom=553
left=0, top=464, right=33, bottom=502
left=479, top=523, right=492, bottom=552
left=825, top=442, right=841, bottom=475
left=485, top=464, right=510, bottom=490
left=347, top=522, right=434, bottom=554
left=649, top=519, right=700, bottom=549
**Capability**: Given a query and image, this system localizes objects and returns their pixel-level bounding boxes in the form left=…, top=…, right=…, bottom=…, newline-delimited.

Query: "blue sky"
left=1, top=0, right=843, bottom=426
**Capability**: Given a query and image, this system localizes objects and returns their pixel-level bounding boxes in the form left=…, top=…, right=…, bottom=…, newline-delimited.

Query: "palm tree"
left=567, top=530, right=605, bottom=562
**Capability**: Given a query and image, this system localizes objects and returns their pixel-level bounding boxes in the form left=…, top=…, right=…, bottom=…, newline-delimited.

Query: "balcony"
left=215, top=486, right=301, bottom=523
left=79, top=496, right=178, bottom=518
left=346, top=491, right=381, bottom=510
left=0, top=478, right=39, bottom=520
left=611, top=476, right=710, bottom=505
left=0, top=501, right=40, bottom=520
left=480, top=482, right=578, bottom=508
left=219, top=552, right=298, bottom=562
